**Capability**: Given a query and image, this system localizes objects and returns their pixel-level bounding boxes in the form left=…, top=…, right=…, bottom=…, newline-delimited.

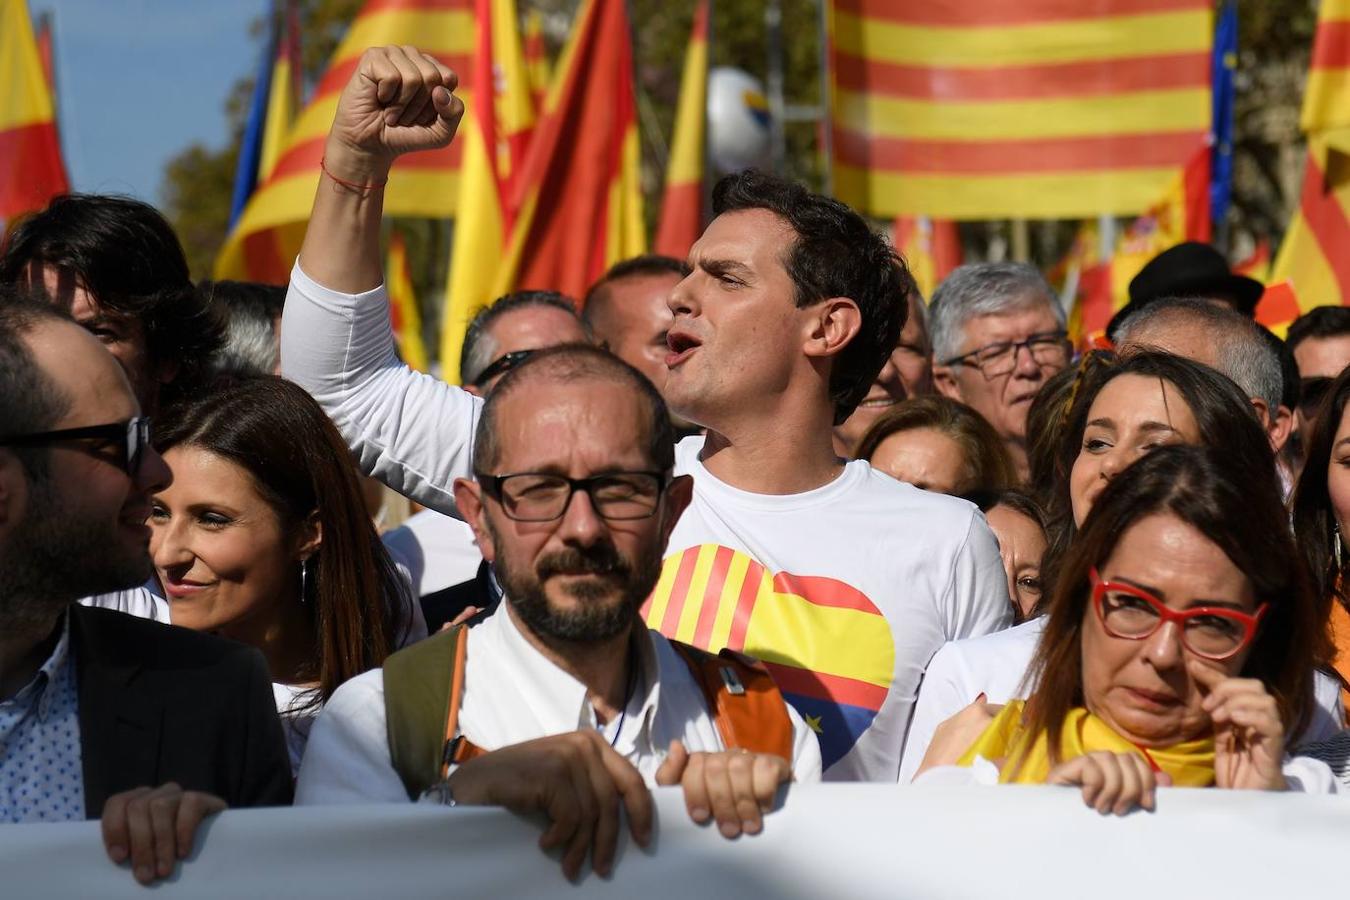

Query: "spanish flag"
left=216, top=0, right=473, bottom=284
left=523, top=10, right=550, bottom=112
left=0, top=0, right=68, bottom=224
left=1270, top=0, right=1350, bottom=310
left=828, top=0, right=1213, bottom=220
left=440, top=0, right=537, bottom=381
left=387, top=231, right=429, bottom=372
left=492, top=0, right=646, bottom=303
left=654, top=0, right=708, bottom=260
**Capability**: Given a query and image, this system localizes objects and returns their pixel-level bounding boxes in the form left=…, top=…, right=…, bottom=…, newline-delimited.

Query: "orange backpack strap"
left=669, top=641, right=796, bottom=761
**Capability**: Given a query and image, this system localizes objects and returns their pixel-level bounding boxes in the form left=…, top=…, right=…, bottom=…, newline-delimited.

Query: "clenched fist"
left=327, top=45, right=465, bottom=173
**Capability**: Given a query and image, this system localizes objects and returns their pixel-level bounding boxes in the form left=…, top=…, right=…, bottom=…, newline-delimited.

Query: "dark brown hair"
left=154, top=375, right=409, bottom=710
left=1019, top=445, right=1318, bottom=772
left=1038, top=352, right=1273, bottom=602
left=854, top=395, right=1016, bottom=495
left=1290, top=363, right=1350, bottom=655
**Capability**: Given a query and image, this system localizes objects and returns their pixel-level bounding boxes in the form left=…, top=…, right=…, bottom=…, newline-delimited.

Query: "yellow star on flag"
left=804, top=714, right=823, bottom=734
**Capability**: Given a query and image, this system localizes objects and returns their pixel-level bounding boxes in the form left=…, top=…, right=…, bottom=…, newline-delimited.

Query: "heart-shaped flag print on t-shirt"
left=642, top=544, right=894, bottom=770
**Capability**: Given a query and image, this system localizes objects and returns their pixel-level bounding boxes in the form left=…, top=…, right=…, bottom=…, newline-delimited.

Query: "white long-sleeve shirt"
left=282, top=262, right=1012, bottom=783
left=294, top=604, right=822, bottom=804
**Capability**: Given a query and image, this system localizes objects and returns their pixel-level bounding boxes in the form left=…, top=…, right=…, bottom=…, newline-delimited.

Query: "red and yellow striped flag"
left=259, top=1, right=301, bottom=183
left=654, top=0, right=708, bottom=259
left=0, top=0, right=68, bottom=224
left=828, top=0, right=1213, bottom=220
left=215, top=0, right=473, bottom=284
left=440, top=0, right=537, bottom=381
left=492, top=0, right=645, bottom=303
left=1270, top=0, right=1350, bottom=312
left=893, top=216, right=960, bottom=299
left=387, top=231, right=429, bottom=372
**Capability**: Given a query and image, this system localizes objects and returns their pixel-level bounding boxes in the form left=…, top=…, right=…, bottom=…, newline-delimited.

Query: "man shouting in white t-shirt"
left=281, top=45, right=1011, bottom=782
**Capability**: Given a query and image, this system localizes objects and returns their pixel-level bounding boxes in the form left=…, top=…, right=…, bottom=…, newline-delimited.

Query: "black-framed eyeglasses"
left=472, top=349, right=537, bottom=387
left=0, top=417, right=151, bottom=475
left=476, top=470, right=669, bottom=522
left=940, top=331, right=1070, bottom=379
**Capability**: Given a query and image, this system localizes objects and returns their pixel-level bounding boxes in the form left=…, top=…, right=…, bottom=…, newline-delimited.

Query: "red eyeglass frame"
left=1088, top=567, right=1268, bottom=661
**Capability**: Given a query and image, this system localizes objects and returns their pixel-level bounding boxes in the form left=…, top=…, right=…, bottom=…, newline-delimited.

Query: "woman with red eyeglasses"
left=915, top=445, right=1342, bottom=810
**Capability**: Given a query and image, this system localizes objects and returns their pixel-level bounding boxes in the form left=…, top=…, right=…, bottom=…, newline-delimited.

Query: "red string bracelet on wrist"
left=319, top=156, right=389, bottom=193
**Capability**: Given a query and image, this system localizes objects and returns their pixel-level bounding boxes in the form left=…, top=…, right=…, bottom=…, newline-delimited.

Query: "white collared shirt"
left=294, top=605, right=821, bottom=805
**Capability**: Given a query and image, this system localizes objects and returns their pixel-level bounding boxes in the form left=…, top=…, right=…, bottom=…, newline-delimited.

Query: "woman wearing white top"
left=899, top=353, right=1332, bottom=780
left=147, top=375, right=419, bottom=772
left=916, top=446, right=1341, bottom=805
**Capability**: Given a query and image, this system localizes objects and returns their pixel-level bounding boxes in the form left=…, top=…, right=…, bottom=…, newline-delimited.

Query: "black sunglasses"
left=0, top=417, right=151, bottom=475
left=472, top=349, right=536, bottom=387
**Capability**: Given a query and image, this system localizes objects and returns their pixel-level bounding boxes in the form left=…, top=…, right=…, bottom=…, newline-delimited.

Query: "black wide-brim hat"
left=1105, top=241, right=1265, bottom=341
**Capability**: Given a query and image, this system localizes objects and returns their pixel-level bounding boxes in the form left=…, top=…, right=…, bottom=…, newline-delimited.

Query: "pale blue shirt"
left=0, top=617, right=84, bottom=822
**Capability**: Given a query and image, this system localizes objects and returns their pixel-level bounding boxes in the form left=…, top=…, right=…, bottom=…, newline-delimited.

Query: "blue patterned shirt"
left=0, top=617, right=84, bottom=822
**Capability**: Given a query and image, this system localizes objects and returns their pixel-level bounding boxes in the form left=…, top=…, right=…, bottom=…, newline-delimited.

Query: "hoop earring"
left=300, top=557, right=311, bottom=605
left=1336, top=524, right=1344, bottom=573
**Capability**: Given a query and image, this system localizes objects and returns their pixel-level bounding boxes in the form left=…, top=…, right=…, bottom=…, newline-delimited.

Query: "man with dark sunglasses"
left=0, top=295, right=292, bottom=885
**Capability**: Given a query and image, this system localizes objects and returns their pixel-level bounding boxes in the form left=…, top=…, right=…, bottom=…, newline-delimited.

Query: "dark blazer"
left=419, top=560, right=500, bottom=632
left=70, top=604, right=293, bottom=817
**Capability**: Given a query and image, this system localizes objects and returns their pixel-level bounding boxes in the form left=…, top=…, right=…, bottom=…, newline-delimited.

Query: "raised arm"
left=281, top=46, right=481, bottom=515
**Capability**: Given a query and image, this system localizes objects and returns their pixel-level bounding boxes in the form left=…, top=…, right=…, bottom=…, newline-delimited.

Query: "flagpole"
left=766, top=0, right=787, bottom=174
left=816, top=0, right=834, bottom=196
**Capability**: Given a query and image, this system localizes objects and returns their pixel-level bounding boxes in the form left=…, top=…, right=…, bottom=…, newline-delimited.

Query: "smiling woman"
left=916, top=446, right=1340, bottom=809
left=149, top=375, right=420, bottom=771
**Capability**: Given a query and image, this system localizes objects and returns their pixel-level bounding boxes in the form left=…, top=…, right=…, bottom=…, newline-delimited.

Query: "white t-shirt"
left=272, top=682, right=320, bottom=776
left=79, top=587, right=169, bottom=623
left=295, top=604, right=822, bottom=804
left=282, top=263, right=1011, bottom=783
left=648, top=438, right=1011, bottom=782
left=381, top=509, right=483, bottom=597
left=899, top=617, right=1348, bottom=783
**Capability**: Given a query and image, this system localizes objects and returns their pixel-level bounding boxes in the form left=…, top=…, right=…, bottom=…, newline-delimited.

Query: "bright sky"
left=31, top=0, right=268, bottom=203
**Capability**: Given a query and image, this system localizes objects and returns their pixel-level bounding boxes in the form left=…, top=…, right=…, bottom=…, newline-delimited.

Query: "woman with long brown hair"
left=148, top=375, right=421, bottom=771
left=915, top=446, right=1340, bottom=808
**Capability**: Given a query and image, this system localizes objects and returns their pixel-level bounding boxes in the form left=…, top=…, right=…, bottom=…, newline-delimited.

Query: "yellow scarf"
left=957, top=700, right=1215, bottom=787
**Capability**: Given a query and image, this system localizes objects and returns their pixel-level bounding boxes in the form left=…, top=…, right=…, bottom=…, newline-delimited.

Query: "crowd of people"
left=2, top=45, right=1349, bottom=887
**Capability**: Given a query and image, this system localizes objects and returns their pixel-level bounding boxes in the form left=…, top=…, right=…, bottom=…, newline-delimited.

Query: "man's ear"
left=932, top=364, right=963, bottom=401
left=452, top=477, right=496, bottom=561
left=1263, top=401, right=1295, bottom=455
left=802, top=298, right=862, bottom=360
left=659, top=474, right=694, bottom=546
left=462, top=383, right=483, bottom=398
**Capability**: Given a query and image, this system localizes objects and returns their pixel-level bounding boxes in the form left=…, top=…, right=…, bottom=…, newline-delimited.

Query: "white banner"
left=4, top=785, right=1349, bottom=899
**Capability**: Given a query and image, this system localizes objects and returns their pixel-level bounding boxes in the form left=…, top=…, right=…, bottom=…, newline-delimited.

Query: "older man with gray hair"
left=930, top=263, right=1070, bottom=480
left=1114, top=296, right=1294, bottom=454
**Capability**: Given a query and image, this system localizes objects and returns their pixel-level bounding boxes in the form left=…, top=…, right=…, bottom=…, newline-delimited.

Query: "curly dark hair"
left=712, top=170, right=912, bottom=425
left=0, top=194, right=224, bottom=405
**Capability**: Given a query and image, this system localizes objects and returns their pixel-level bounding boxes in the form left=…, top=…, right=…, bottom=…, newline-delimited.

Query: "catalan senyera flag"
left=1065, top=146, right=1210, bottom=348
left=229, top=0, right=301, bottom=228
left=440, top=0, right=537, bottom=381
left=260, top=2, right=302, bottom=184
left=893, top=216, right=960, bottom=299
left=643, top=544, right=895, bottom=771
left=829, top=0, right=1213, bottom=220
left=492, top=0, right=646, bottom=303
left=0, top=0, right=68, bottom=224
left=387, top=231, right=429, bottom=372
left=653, top=0, right=708, bottom=260
left=216, top=0, right=473, bottom=284
left=1271, top=0, right=1350, bottom=312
